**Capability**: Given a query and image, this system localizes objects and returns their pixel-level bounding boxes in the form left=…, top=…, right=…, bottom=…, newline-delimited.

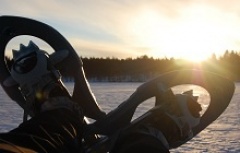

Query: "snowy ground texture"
left=0, top=82, right=239, bottom=152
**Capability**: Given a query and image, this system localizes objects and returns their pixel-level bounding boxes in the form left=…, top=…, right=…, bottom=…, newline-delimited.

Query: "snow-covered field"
left=0, top=82, right=239, bottom=152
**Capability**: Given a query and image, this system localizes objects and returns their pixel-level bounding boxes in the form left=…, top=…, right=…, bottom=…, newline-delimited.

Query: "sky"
left=1, top=0, right=240, bottom=61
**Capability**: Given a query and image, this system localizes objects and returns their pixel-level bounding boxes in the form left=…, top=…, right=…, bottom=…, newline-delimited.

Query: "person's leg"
left=110, top=129, right=170, bottom=153
left=0, top=98, right=84, bottom=153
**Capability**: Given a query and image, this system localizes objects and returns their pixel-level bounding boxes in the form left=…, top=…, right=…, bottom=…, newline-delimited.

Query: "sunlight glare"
left=128, top=5, right=240, bottom=61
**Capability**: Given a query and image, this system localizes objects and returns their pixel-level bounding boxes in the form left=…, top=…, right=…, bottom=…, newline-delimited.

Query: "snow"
left=0, top=82, right=239, bottom=152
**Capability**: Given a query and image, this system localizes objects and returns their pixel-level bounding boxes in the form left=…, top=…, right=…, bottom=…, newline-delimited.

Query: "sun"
left=181, top=53, right=207, bottom=63
left=127, top=6, right=235, bottom=61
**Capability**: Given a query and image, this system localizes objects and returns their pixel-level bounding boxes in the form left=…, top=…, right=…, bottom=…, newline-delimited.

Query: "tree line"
left=5, top=50, right=240, bottom=82
left=81, top=50, right=240, bottom=82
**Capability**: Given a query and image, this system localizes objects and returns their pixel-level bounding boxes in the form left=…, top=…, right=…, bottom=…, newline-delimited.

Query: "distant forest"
left=80, top=50, right=240, bottom=82
left=5, top=50, right=240, bottom=82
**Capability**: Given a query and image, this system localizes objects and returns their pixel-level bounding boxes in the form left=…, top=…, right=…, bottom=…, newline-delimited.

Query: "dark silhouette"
left=6, top=50, right=240, bottom=82
left=81, top=51, right=240, bottom=82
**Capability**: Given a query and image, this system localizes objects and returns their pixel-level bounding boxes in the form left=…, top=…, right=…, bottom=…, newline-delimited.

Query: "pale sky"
left=1, top=0, right=240, bottom=61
